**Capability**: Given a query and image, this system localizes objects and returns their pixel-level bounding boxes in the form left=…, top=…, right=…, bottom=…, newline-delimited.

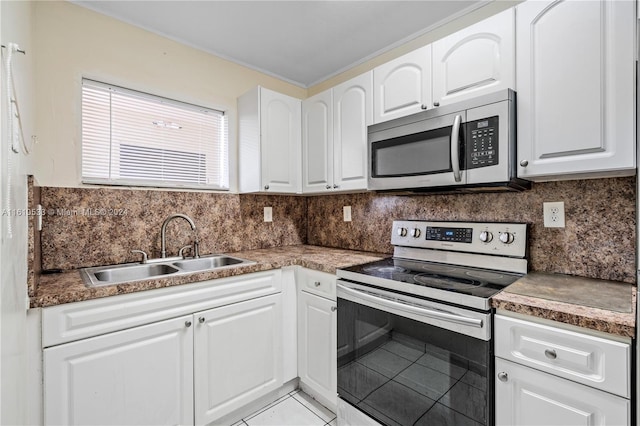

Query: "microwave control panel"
left=466, top=116, right=498, bottom=169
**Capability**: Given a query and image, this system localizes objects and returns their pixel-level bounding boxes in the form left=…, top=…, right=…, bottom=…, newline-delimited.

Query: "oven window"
left=337, top=297, right=491, bottom=426
left=371, top=126, right=453, bottom=177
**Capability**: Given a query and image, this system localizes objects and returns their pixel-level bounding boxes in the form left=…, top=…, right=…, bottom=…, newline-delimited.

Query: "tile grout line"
left=242, top=394, right=292, bottom=423
left=290, top=393, right=334, bottom=424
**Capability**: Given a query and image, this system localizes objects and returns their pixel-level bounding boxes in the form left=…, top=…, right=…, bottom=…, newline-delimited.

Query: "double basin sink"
left=80, top=254, right=255, bottom=287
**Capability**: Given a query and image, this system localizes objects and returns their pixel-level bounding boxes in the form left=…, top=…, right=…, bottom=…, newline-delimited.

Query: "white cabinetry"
left=297, top=268, right=337, bottom=411
left=43, top=270, right=284, bottom=426
left=332, top=72, right=373, bottom=192
left=239, top=86, right=302, bottom=193
left=195, top=294, right=282, bottom=424
left=432, top=8, right=514, bottom=106
left=515, top=0, right=636, bottom=181
left=373, top=46, right=432, bottom=123
left=44, top=315, right=194, bottom=426
left=302, top=89, right=334, bottom=193
left=495, top=314, right=631, bottom=426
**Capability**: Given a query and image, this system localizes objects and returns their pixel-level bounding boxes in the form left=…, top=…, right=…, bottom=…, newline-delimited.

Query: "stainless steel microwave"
left=368, top=89, right=530, bottom=193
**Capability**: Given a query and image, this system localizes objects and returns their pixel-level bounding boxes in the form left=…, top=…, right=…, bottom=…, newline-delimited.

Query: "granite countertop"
left=492, top=272, right=637, bottom=338
left=32, top=245, right=387, bottom=308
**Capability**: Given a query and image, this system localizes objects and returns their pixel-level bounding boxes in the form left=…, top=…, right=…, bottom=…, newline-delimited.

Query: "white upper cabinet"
left=373, top=45, right=432, bottom=123
left=238, top=86, right=302, bottom=193
left=433, top=8, right=515, bottom=107
left=332, top=72, right=373, bottom=192
left=516, top=0, right=636, bottom=181
left=302, top=89, right=334, bottom=193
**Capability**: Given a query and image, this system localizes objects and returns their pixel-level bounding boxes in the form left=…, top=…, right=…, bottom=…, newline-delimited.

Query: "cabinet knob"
left=264, top=185, right=270, bottom=190
left=326, top=185, right=331, bottom=189
left=520, top=160, right=529, bottom=167
left=544, top=349, right=557, bottom=360
left=198, top=317, right=205, bottom=324
left=497, top=372, right=508, bottom=382
left=314, top=281, right=321, bottom=287
left=433, top=101, right=440, bottom=107
left=333, top=184, right=339, bottom=189
left=331, top=306, right=337, bottom=312
left=185, top=320, right=192, bottom=328
left=420, top=104, right=428, bottom=110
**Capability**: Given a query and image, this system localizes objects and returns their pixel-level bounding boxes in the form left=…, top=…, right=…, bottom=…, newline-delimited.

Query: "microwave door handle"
left=450, top=114, right=462, bottom=182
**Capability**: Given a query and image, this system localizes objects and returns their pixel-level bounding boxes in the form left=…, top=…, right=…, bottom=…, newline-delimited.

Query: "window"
left=81, top=79, right=229, bottom=190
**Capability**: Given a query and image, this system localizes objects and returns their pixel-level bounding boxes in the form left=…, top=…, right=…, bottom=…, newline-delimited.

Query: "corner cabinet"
left=432, top=8, right=514, bottom=106
left=373, top=45, right=432, bottom=123
left=515, top=0, right=636, bottom=181
left=239, top=86, right=302, bottom=193
left=302, top=73, right=372, bottom=194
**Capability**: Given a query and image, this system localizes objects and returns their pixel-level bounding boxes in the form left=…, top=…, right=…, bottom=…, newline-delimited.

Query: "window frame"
left=80, top=78, right=230, bottom=191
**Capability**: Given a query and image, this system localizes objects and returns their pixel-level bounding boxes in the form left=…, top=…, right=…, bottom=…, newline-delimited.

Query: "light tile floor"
left=233, top=389, right=336, bottom=426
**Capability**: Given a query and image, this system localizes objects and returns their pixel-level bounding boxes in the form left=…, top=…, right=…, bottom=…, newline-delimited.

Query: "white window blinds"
left=81, top=79, right=229, bottom=190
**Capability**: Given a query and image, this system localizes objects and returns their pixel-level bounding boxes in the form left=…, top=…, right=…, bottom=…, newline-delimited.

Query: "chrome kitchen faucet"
left=160, top=213, right=200, bottom=258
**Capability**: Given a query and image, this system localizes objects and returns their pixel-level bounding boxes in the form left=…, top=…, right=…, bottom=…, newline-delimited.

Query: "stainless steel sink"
left=80, top=254, right=254, bottom=287
left=172, top=255, right=244, bottom=272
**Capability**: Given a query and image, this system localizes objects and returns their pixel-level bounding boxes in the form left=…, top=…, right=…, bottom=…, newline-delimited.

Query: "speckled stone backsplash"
left=40, top=187, right=307, bottom=270
left=307, top=177, right=637, bottom=284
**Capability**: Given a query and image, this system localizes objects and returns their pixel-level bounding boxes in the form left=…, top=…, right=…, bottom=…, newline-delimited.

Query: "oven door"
left=337, top=280, right=493, bottom=426
left=368, top=111, right=467, bottom=191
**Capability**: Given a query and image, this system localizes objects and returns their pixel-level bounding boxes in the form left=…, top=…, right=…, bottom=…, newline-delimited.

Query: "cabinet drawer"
left=495, top=315, right=631, bottom=398
left=299, top=268, right=336, bottom=300
left=43, top=270, right=281, bottom=347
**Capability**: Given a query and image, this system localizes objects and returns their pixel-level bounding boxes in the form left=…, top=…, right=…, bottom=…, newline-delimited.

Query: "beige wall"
left=33, top=1, right=306, bottom=189
left=308, top=0, right=522, bottom=96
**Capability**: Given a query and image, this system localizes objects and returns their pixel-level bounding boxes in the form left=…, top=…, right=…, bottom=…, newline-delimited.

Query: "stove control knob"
left=397, top=227, right=408, bottom=237
left=499, top=232, right=515, bottom=244
left=479, top=231, right=493, bottom=243
left=410, top=228, right=421, bottom=238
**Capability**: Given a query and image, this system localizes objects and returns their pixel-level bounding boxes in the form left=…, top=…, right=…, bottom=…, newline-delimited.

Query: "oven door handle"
left=450, top=114, right=462, bottom=183
left=337, top=283, right=483, bottom=328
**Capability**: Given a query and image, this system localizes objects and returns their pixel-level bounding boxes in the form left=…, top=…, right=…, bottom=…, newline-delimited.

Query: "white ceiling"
left=72, top=1, right=487, bottom=88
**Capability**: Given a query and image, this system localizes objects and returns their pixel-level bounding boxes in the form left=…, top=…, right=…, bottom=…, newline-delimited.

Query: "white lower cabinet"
left=43, top=270, right=284, bottom=426
left=297, top=268, right=337, bottom=411
left=496, top=358, right=629, bottom=426
left=495, top=314, right=632, bottom=426
left=195, top=294, right=283, bottom=424
left=44, top=315, right=195, bottom=426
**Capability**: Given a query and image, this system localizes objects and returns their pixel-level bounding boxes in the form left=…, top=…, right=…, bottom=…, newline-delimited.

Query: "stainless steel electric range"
left=335, top=220, right=528, bottom=426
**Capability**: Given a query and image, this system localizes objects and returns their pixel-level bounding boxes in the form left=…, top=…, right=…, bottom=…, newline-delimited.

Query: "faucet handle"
left=179, top=245, right=192, bottom=259
left=131, top=249, right=148, bottom=264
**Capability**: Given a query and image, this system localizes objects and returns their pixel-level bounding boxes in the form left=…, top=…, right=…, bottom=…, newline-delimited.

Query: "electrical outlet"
left=543, top=202, right=565, bottom=228
left=263, top=206, right=273, bottom=222
left=343, top=206, right=352, bottom=222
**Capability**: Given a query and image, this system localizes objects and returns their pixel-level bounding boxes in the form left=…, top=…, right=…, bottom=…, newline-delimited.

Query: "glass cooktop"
left=341, top=257, right=523, bottom=300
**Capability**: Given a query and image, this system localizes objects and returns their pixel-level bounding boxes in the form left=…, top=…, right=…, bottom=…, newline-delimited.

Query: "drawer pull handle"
left=185, top=320, right=192, bottom=328
left=314, top=281, right=321, bottom=287
left=331, top=306, right=337, bottom=312
left=198, top=317, right=205, bottom=324
left=544, top=349, right=557, bottom=360
left=497, top=372, right=508, bottom=382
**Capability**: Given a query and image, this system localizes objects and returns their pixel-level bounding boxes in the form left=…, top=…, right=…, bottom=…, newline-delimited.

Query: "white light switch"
left=264, top=207, right=273, bottom=222
left=343, top=206, right=352, bottom=222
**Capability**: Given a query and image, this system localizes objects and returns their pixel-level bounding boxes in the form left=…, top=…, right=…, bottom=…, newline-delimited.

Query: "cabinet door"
left=433, top=8, right=515, bottom=106
left=516, top=0, right=635, bottom=180
left=302, top=89, right=333, bottom=193
left=333, top=72, right=373, bottom=191
left=44, top=315, right=194, bottom=426
left=194, top=294, right=283, bottom=424
left=298, top=290, right=337, bottom=411
left=495, top=358, right=630, bottom=426
left=373, top=45, right=432, bottom=123
left=260, top=87, right=302, bottom=193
